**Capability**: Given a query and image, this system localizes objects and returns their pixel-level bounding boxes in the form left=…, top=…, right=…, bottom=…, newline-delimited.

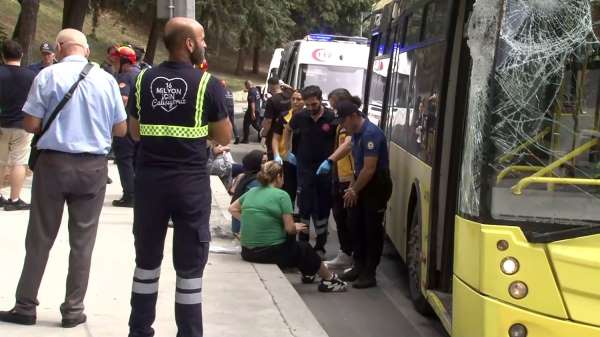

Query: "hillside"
left=0, top=0, right=265, bottom=92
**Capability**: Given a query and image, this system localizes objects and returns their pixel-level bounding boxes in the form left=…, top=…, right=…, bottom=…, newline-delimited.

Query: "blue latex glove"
left=274, top=154, right=283, bottom=165
left=316, top=160, right=332, bottom=175
left=286, top=153, right=297, bottom=166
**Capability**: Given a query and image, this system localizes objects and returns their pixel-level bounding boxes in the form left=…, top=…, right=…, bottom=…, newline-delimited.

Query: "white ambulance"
left=277, top=34, right=370, bottom=103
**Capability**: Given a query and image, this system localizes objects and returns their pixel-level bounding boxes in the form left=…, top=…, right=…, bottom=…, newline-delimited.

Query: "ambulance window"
left=405, top=8, right=424, bottom=47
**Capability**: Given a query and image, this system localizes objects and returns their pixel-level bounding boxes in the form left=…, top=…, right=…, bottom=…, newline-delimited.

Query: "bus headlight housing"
left=508, top=323, right=528, bottom=337
left=509, top=281, right=528, bottom=299
left=501, top=257, right=520, bottom=275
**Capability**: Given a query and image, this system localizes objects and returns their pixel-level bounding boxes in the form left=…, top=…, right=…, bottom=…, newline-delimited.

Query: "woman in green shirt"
left=229, top=161, right=347, bottom=293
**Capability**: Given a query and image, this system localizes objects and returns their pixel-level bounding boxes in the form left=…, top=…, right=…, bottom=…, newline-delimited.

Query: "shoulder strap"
left=39, top=62, right=94, bottom=138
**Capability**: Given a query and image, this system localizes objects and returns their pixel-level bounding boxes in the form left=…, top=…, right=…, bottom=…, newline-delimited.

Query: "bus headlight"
left=501, top=257, right=520, bottom=275
left=509, top=281, right=528, bottom=299
left=508, top=323, right=528, bottom=337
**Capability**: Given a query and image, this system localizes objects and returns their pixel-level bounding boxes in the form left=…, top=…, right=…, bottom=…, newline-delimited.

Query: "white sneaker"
left=324, top=251, right=353, bottom=269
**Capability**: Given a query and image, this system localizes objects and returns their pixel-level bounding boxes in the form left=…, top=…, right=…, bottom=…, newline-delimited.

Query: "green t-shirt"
left=239, top=186, right=293, bottom=248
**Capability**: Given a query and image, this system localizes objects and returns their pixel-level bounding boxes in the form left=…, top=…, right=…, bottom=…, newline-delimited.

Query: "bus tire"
left=407, top=206, right=433, bottom=315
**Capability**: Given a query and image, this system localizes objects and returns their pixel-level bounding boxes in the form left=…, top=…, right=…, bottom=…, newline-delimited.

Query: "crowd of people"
left=0, top=15, right=392, bottom=337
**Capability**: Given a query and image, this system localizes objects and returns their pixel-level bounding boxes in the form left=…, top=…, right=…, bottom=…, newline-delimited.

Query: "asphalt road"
left=228, top=112, right=448, bottom=337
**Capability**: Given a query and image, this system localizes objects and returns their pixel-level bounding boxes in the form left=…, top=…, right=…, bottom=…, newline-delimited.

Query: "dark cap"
left=335, top=100, right=361, bottom=121
left=40, top=42, right=54, bottom=54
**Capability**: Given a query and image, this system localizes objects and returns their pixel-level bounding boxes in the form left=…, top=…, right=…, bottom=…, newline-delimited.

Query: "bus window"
left=423, top=1, right=449, bottom=41
left=404, top=8, right=424, bottom=47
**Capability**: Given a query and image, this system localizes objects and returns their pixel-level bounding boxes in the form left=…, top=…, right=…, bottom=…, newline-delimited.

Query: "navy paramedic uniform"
left=351, top=119, right=392, bottom=279
left=113, top=66, right=141, bottom=201
left=289, top=108, right=336, bottom=251
left=127, top=61, right=228, bottom=337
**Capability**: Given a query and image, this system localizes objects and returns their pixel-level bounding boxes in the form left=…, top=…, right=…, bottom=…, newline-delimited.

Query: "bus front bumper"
left=453, top=276, right=600, bottom=337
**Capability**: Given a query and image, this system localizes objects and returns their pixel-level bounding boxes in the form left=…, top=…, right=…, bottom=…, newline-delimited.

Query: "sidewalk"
left=0, top=164, right=328, bottom=337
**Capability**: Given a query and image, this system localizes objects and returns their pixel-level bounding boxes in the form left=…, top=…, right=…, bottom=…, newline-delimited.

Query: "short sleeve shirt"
left=116, top=66, right=141, bottom=99
left=129, top=61, right=228, bottom=171
left=352, top=120, right=389, bottom=174
left=239, top=186, right=293, bottom=248
left=247, top=87, right=260, bottom=113
left=289, top=108, right=336, bottom=169
left=22, top=56, right=127, bottom=154
left=264, top=92, right=291, bottom=156
left=0, top=65, right=35, bottom=128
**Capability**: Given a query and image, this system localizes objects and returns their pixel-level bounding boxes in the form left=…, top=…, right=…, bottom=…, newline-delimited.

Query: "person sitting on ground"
left=229, top=161, right=347, bottom=293
left=229, top=150, right=265, bottom=237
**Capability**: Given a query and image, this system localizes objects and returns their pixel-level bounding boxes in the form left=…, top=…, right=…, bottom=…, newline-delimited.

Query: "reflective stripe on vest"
left=136, top=70, right=211, bottom=139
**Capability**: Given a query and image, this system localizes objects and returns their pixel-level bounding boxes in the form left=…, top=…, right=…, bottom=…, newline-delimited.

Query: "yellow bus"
left=364, top=1, right=600, bottom=336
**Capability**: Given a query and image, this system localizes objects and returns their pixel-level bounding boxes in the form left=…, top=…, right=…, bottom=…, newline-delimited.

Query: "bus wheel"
left=407, top=207, right=433, bottom=315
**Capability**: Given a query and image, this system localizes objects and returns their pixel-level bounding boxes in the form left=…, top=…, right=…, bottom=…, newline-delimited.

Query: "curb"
left=209, top=177, right=329, bottom=337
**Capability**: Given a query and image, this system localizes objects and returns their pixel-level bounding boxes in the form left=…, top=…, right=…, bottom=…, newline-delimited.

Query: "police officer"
left=28, top=42, right=56, bottom=75
left=221, top=79, right=240, bottom=144
left=112, top=46, right=141, bottom=207
left=127, top=17, right=231, bottom=337
left=288, top=85, right=336, bottom=256
left=336, top=100, right=392, bottom=289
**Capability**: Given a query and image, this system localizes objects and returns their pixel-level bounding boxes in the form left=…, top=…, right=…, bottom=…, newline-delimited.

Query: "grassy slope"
left=1, top=0, right=265, bottom=93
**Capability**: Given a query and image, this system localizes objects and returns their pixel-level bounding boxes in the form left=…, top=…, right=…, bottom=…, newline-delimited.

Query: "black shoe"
left=339, top=267, right=361, bottom=282
left=301, top=274, right=316, bottom=284
left=112, top=196, right=134, bottom=208
left=318, top=274, right=347, bottom=293
left=352, top=275, right=377, bottom=289
left=4, top=199, right=31, bottom=211
left=0, top=195, right=7, bottom=207
left=234, top=137, right=240, bottom=145
left=0, top=309, right=36, bottom=325
left=62, top=313, right=86, bottom=328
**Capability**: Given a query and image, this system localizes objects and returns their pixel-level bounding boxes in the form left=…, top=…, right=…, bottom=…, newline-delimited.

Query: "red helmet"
left=117, top=46, right=137, bottom=64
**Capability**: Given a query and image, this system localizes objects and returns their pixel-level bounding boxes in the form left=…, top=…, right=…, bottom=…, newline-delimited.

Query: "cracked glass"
left=459, top=0, right=600, bottom=227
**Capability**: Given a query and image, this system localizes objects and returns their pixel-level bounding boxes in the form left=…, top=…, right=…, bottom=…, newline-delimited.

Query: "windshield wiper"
left=524, top=225, right=600, bottom=243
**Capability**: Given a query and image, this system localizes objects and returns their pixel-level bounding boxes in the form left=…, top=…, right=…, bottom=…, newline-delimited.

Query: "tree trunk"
left=62, top=0, right=90, bottom=31
left=235, top=32, right=247, bottom=75
left=13, top=0, right=39, bottom=65
left=90, top=0, right=102, bottom=39
left=252, top=44, right=260, bottom=74
left=145, top=15, right=162, bottom=65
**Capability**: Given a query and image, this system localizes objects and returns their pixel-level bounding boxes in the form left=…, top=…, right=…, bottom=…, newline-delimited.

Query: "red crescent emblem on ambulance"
left=312, top=49, right=330, bottom=62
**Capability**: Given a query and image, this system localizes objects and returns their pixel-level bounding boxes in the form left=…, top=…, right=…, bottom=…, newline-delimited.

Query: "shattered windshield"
left=459, top=0, right=600, bottom=228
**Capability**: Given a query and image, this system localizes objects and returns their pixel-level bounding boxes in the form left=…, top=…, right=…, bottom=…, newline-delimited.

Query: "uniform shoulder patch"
left=367, top=141, right=375, bottom=150
left=119, top=82, right=127, bottom=88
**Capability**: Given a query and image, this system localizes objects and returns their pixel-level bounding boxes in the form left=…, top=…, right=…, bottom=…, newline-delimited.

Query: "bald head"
left=55, top=28, right=89, bottom=59
left=163, top=17, right=207, bottom=65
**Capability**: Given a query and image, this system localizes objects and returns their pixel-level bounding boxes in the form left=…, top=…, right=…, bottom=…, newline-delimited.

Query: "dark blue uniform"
left=350, top=120, right=392, bottom=280
left=289, top=108, right=336, bottom=252
left=113, top=66, right=141, bottom=202
left=127, top=61, right=228, bottom=337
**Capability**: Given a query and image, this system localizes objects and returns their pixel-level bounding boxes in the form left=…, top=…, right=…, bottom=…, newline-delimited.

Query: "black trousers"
left=113, top=135, right=137, bottom=198
left=297, top=165, right=332, bottom=251
left=331, top=181, right=354, bottom=256
left=129, top=168, right=211, bottom=337
left=349, top=205, right=385, bottom=278
left=349, top=171, right=392, bottom=278
left=242, top=112, right=260, bottom=142
left=241, top=237, right=321, bottom=276
left=282, top=161, right=297, bottom=205
left=227, top=108, right=239, bottom=139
